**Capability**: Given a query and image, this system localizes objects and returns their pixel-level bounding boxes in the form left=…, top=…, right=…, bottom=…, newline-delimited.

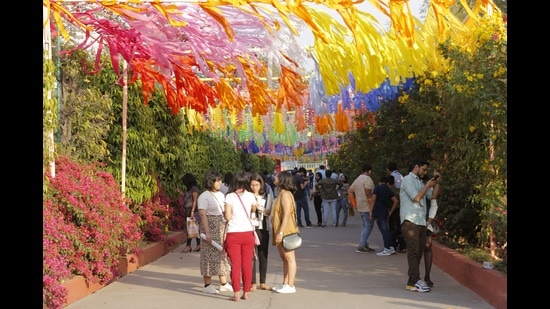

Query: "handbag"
left=282, top=232, right=302, bottom=251
left=428, top=217, right=442, bottom=236
left=280, top=193, right=302, bottom=251
left=186, top=217, right=199, bottom=239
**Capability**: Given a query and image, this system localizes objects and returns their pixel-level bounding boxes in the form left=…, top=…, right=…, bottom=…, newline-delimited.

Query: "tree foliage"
left=329, top=12, right=506, bottom=261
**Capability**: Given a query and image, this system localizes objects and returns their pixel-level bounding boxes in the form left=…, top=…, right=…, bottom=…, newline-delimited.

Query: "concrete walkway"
left=66, top=201, right=495, bottom=309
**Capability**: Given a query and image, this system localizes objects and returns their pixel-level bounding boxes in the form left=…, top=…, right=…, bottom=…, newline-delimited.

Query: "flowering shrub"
left=133, top=188, right=171, bottom=242
left=43, top=155, right=143, bottom=308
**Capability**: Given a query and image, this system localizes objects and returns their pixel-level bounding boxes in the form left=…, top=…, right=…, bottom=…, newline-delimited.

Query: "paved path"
left=66, top=200, right=495, bottom=309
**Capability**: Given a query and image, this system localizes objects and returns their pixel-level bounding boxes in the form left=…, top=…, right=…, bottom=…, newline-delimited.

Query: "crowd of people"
left=179, top=158, right=442, bottom=300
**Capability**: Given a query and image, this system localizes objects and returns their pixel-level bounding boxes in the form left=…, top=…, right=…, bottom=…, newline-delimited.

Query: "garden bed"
left=433, top=241, right=507, bottom=309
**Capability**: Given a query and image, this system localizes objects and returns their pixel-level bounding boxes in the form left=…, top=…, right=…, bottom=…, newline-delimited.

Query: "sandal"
left=193, top=246, right=201, bottom=252
left=182, top=246, right=191, bottom=253
left=250, top=284, right=257, bottom=292
left=260, top=284, right=270, bottom=290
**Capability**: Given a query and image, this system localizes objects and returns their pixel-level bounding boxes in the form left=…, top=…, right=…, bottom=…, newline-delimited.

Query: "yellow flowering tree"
left=405, top=13, right=507, bottom=259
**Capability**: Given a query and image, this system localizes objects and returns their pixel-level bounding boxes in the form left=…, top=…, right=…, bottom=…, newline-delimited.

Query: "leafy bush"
left=43, top=155, right=143, bottom=308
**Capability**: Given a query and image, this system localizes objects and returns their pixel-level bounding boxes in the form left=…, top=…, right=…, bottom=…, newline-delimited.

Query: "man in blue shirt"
left=399, top=158, right=440, bottom=293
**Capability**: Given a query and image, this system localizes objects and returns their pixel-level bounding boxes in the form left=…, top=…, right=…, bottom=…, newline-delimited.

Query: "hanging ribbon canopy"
left=46, top=0, right=503, bottom=159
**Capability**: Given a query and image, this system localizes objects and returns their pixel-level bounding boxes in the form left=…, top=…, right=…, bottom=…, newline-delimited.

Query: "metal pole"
left=44, top=1, right=56, bottom=178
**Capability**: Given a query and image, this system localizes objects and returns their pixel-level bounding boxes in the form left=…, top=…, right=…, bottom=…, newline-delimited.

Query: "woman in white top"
left=197, top=171, right=233, bottom=294
left=224, top=171, right=257, bottom=301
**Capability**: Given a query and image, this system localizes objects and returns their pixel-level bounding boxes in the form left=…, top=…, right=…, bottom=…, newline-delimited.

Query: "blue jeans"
left=374, top=214, right=392, bottom=249
left=321, top=199, right=338, bottom=226
left=295, top=196, right=311, bottom=226
left=358, top=212, right=374, bottom=248
left=335, top=198, right=348, bottom=226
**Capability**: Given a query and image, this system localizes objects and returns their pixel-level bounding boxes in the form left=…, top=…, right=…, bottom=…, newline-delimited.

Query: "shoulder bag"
left=280, top=192, right=302, bottom=251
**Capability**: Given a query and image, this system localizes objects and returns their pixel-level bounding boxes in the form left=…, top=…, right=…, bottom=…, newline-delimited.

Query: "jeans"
left=313, top=195, right=323, bottom=225
left=321, top=199, right=338, bottom=226
left=401, top=220, right=427, bottom=285
left=389, top=211, right=405, bottom=250
left=335, top=198, right=348, bottom=226
left=295, top=196, right=312, bottom=226
left=373, top=214, right=392, bottom=249
left=358, top=212, right=374, bottom=248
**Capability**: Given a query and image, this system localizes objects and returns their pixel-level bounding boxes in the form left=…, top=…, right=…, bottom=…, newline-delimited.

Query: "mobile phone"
left=432, top=174, right=440, bottom=181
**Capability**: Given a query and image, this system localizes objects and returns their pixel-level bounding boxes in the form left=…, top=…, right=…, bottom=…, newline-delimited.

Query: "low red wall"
left=433, top=241, right=507, bottom=309
left=62, top=231, right=186, bottom=307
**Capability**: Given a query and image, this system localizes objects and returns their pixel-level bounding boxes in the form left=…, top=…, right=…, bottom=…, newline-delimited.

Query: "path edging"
left=433, top=241, right=507, bottom=309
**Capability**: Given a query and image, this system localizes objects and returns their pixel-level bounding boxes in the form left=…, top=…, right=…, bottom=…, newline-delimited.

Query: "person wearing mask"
left=223, top=172, right=257, bottom=301
left=310, top=172, right=324, bottom=227
left=271, top=170, right=299, bottom=294
left=370, top=176, right=399, bottom=256
left=182, top=173, right=201, bottom=253
left=197, top=171, right=233, bottom=294
left=335, top=174, right=350, bottom=227
left=348, top=163, right=375, bottom=253
left=315, top=170, right=343, bottom=227
left=400, top=158, right=440, bottom=293
left=293, top=167, right=314, bottom=228
left=249, top=173, right=274, bottom=291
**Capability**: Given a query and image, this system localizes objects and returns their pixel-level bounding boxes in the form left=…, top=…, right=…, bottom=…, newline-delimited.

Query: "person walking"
left=293, top=167, right=314, bottom=228
left=310, top=172, right=324, bottom=227
left=348, top=163, right=375, bottom=253
left=335, top=174, right=350, bottom=227
left=182, top=173, right=201, bottom=253
left=271, top=170, right=299, bottom=294
left=370, top=176, right=399, bottom=256
left=400, top=158, right=440, bottom=293
left=315, top=170, right=342, bottom=227
left=223, top=172, right=257, bottom=301
left=387, top=175, right=406, bottom=253
left=249, top=172, right=274, bottom=291
left=197, top=171, right=233, bottom=294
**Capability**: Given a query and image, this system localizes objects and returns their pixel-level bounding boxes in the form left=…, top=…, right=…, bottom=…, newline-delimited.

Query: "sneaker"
left=298, top=224, right=304, bottom=228
left=203, top=284, right=219, bottom=294
left=275, top=284, right=296, bottom=294
left=424, top=278, right=434, bottom=288
left=376, top=247, right=396, bottom=256
left=405, top=284, right=414, bottom=291
left=410, top=280, right=431, bottom=293
left=219, top=283, right=233, bottom=292
left=356, top=246, right=374, bottom=253
left=306, top=224, right=314, bottom=228
left=271, top=284, right=284, bottom=292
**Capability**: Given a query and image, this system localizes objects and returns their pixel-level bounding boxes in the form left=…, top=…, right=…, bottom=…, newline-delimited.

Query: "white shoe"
left=219, top=283, right=233, bottom=292
left=376, top=247, right=396, bottom=256
left=275, top=284, right=296, bottom=294
left=271, top=284, right=284, bottom=292
left=203, top=284, right=219, bottom=294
